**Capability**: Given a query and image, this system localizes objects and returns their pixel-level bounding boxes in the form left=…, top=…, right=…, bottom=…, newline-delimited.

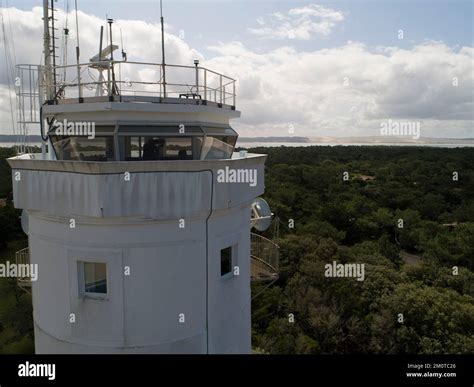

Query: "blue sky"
left=2, top=1, right=473, bottom=138
left=12, top=0, right=473, bottom=56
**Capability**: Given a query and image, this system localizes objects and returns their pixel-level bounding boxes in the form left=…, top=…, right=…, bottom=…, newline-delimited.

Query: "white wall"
left=13, top=154, right=265, bottom=354
left=29, top=203, right=253, bottom=354
left=30, top=213, right=209, bottom=353
left=207, top=203, right=252, bottom=353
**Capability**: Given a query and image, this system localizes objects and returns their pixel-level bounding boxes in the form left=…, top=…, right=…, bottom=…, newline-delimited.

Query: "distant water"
left=237, top=142, right=474, bottom=148
left=0, top=142, right=42, bottom=148
left=1, top=141, right=473, bottom=149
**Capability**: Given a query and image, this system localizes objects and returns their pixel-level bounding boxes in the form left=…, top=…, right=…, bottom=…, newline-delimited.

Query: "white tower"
left=7, top=2, right=274, bottom=354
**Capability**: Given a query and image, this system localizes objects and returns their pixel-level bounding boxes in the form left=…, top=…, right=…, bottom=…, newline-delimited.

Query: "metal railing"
left=15, top=65, right=42, bottom=153
left=250, top=233, right=279, bottom=282
left=48, top=61, right=236, bottom=106
left=16, top=65, right=42, bottom=124
left=15, top=247, right=31, bottom=291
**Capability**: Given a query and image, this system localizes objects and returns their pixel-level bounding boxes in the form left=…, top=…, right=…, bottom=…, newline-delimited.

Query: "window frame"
left=78, top=261, right=109, bottom=300
left=220, top=245, right=237, bottom=280
left=119, top=135, right=201, bottom=161
left=50, top=135, right=116, bottom=162
left=200, top=135, right=237, bottom=160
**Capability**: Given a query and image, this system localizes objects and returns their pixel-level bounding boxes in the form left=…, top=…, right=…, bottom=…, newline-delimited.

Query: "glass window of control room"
left=200, top=136, right=237, bottom=160
left=121, top=136, right=199, bottom=161
left=50, top=136, right=115, bottom=161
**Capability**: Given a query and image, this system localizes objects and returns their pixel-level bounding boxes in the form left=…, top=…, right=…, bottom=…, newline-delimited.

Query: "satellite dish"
left=251, top=198, right=273, bottom=231
left=21, top=210, right=29, bottom=235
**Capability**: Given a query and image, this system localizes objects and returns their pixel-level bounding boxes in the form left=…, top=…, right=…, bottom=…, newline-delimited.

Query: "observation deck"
left=42, top=61, right=236, bottom=109
left=16, top=61, right=241, bottom=163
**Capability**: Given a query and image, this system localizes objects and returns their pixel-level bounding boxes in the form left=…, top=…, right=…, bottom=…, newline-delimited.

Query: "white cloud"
left=0, top=85, right=16, bottom=127
left=0, top=7, right=472, bottom=139
left=0, top=6, right=202, bottom=80
left=248, top=4, right=345, bottom=40
left=0, top=6, right=203, bottom=134
left=207, top=41, right=473, bottom=138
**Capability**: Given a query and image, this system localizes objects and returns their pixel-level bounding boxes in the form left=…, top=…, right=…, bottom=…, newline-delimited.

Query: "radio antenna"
left=74, top=0, right=82, bottom=100
left=120, top=28, right=127, bottom=61
left=99, top=25, right=104, bottom=61
left=160, top=0, right=166, bottom=97
left=107, top=17, right=119, bottom=95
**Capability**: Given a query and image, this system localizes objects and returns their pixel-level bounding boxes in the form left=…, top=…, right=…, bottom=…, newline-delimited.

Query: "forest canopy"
left=250, top=145, right=474, bottom=354
left=0, top=145, right=473, bottom=354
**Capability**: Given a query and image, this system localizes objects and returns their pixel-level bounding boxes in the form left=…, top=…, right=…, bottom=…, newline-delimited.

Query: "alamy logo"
left=217, top=166, right=258, bottom=187
left=380, top=119, right=420, bottom=140
left=18, top=361, right=55, bottom=381
left=51, top=119, right=96, bottom=139
left=0, top=261, right=38, bottom=281
left=325, top=261, right=365, bottom=282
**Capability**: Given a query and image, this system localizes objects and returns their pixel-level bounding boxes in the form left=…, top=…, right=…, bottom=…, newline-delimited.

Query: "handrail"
left=47, top=60, right=237, bottom=106
left=53, top=61, right=236, bottom=81
left=250, top=232, right=279, bottom=282
left=15, top=247, right=31, bottom=290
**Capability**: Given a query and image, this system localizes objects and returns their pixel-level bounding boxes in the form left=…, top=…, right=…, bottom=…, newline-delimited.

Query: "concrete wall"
left=9, top=155, right=266, bottom=220
left=27, top=198, right=255, bottom=354
left=29, top=212, right=208, bottom=353
left=10, top=155, right=265, bottom=354
left=207, top=203, right=252, bottom=353
left=29, top=194, right=260, bottom=353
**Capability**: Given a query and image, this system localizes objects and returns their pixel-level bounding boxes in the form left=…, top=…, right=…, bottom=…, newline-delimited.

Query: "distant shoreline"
left=238, top=137, right=310, bottom=143
left=237, top=142, right=474, bottom=148
left=1, top=134, right=473, bottom=148
left=238, top=136, right=474, bottom=145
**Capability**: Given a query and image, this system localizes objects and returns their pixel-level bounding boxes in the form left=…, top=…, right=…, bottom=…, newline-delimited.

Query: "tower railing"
left=15, top=247, right=31, bottom=293
left=250, top=233, right=279, bottom=282
left=50, top=61, right=237, bottom=106
left=15, top=65, right=42, bottom=153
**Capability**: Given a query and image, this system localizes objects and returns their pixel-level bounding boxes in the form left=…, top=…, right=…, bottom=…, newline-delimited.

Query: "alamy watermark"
left=0, top=261, right=38, bottom=281
left=50, top=119, right=96, bottom=139
left=18, top=362, right=55, bottom=381
left=325, top=261, right=365, bottom=282
left=217, top=166, right=258, bottom=187
left=380, top=119, right=421, bottom=140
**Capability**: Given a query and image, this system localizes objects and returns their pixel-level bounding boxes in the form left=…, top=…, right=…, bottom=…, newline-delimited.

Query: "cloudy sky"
left=0, top=0, right=473, bottom=138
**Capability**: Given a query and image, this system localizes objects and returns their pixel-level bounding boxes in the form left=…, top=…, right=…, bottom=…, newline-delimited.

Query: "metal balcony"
left=250, top=233, right=279, bottom=282
left=48, top=61, right=237, bottom=106
left=15, top=247, right=31, bottom=292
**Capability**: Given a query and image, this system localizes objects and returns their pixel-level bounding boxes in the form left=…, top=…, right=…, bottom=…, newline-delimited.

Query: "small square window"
left=221, top=246, right=233, bottom=276
left=83, top=262, right=107, bottom=294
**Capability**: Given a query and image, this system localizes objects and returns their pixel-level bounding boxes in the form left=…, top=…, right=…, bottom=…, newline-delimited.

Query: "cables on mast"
left=5, top=0, right=16, bottom=66
left=0, top=1, right=17, bottom=143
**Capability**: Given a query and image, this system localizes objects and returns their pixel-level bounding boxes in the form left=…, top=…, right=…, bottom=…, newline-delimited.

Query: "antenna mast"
left=49, top=0, right=58, bottom=94
left=160, top=0, right=166, bottom=97
left=74, top=0, right=82, bottom=101
left=61, top=0, right=70, bottom=83
left=107, top=18, right=119, bottom=95
left=42, top=0, right=55, bottom=101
